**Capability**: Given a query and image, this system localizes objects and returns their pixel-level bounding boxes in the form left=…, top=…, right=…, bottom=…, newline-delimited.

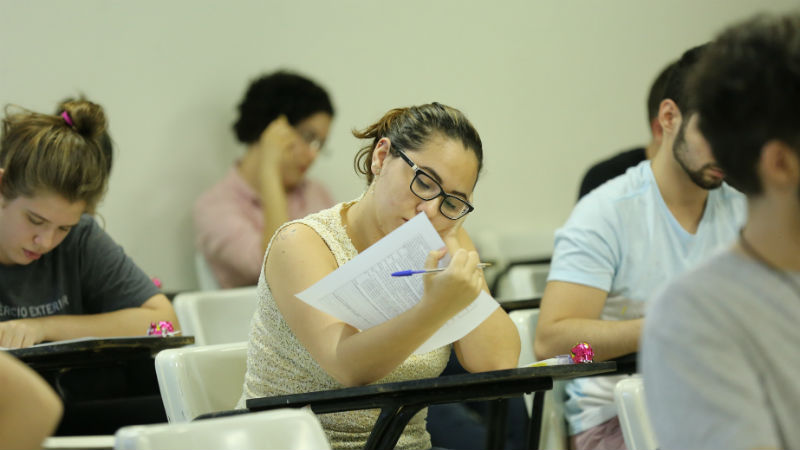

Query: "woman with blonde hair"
left=0, top=98, right=178, bottom=348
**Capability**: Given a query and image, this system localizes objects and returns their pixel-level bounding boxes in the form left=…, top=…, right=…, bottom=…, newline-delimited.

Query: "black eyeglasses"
left=394, top=148, right=474, bottom=220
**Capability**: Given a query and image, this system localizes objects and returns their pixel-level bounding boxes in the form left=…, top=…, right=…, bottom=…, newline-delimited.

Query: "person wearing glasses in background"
left=194, top=71, right=335, bottom=289
left=237, top=102, right=520, bottom=450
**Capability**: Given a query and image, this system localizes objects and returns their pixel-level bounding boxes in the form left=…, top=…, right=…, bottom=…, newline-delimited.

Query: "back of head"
left=0, top=98, right=113, bottom=213
left=646, top=61, right=677, bottom=124
left=661, top=44, right=707, bottom=113
left=233, top=71, right=334, bottom=145
left=689, top=13, right=800, bottom=195
left=352, top=102, right=483, bottom=185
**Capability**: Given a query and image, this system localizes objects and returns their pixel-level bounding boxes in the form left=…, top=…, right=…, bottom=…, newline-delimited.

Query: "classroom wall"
left=1, top=1, right=796, bottom=291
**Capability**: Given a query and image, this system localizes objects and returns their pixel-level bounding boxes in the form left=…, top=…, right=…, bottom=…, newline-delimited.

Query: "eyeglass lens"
left=411, top=172, right=471, bottom=219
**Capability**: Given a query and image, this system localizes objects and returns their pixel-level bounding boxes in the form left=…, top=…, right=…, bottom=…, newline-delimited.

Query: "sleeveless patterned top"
left=237, top=200, right=451, bottom=450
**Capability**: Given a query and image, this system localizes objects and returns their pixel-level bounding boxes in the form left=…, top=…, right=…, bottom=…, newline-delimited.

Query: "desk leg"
left=365, top=407, right=399, bottom=450
left=376, top=405, right=425, bottom=450
left=486, top=398, right=509, bottom=450
left=525, top=391, right=545, bottom=450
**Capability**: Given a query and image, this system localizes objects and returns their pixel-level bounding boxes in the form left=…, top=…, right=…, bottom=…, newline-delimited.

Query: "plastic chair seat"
left=114, top=408, right=330, bottom=450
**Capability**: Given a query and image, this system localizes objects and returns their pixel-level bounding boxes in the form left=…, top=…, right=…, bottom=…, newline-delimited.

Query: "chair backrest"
left=173, top=287, right=257, bottom=346
left=509, top=308, right=540, bottom=367
left=509, top=308, right=568, bottom=450
left=114, top=407, right=331, bottom=450
left=614, top=376, right=658, bottom=450
left=194, top=252, right=221, bottom=291
left=495, top=263, right=550, bottom=301
left=155, top=342, right=248, bottom=422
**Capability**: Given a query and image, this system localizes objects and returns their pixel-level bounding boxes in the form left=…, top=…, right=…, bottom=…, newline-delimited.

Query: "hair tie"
left=60, top=111, right=74, bottom=127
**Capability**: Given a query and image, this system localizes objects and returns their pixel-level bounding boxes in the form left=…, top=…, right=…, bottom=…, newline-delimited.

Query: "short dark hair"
left=689, top=13, right=800, bottom=195
left=232, top=71, right=334, bottom=145
left=661, top=45, right=706, bottom=114
left=646, top=61, right=677, bottom=123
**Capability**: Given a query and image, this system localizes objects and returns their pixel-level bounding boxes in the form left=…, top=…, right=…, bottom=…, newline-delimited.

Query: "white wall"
left=1, top=1, right=796, bottom=290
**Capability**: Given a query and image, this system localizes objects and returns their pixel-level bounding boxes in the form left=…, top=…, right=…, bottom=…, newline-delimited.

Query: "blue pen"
left=391, top=263, right=492, bottom=277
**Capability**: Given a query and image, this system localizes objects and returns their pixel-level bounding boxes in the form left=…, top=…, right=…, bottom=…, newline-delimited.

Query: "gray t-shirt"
left=641, top=247, right=800, bottom=449
left=0, top=214, right=160, bottom=320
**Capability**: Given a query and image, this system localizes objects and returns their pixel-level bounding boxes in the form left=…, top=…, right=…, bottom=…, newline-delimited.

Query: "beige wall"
left=1, top=1, right=796, bottom=290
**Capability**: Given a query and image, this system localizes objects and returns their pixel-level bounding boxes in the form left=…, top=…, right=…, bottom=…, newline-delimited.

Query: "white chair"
left=114, top=407, right=331, bottom=450
left=472, top=229, right=552, bottom=299
left=509, top=308, right=568, bottom=450
left=614, top=376, right=658, bottom=450
left=194, top=252, right=221, bottom=291
left=495, top=263, right=551, bottom=301
left=43, top=436, right=115, bottom=450
left=155, top=342, right=248, bottom=422
left=173, top=287, right=257, bottom=346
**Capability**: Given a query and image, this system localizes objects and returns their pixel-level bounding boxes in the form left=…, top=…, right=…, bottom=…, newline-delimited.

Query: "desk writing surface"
left=247, top=362, right=616, bottom=412
left=5, top=335, right=194, bottom=435
left=6, top=336, right=194, bottom=367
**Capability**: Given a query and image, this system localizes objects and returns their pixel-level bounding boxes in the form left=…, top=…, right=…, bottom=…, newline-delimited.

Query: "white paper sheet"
left=296, top=212, right=499, bottom=354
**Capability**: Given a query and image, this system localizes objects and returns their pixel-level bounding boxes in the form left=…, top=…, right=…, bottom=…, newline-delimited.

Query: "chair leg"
left=485, top=399, right=509, bottom=450
left=525, top=390, right=545, bottom=450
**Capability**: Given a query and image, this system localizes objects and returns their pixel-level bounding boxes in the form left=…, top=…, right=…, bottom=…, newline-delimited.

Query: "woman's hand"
left=0, top=319, right=45, bottom=348
left=421, top=248, right=483, bottom=319
left=256, top=116, right=301, bottom=182
left=442, top=215, right=468, bottom=255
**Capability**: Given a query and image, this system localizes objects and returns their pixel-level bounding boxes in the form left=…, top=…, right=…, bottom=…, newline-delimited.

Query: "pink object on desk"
left=147, top=321, right=176, bottom=337
left=570, top=342, right=594, bottom=363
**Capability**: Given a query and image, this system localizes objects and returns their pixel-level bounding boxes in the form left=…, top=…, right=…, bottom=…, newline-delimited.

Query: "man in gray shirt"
left=641, top=12, right=800, bottom=449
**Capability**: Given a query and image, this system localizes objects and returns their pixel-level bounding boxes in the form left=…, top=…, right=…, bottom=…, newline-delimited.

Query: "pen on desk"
left=391, top=263, right=492, bottom=277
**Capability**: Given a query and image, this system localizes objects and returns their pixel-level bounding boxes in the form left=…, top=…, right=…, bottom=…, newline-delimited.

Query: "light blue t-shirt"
left=547, top=160, right=746, bottom=435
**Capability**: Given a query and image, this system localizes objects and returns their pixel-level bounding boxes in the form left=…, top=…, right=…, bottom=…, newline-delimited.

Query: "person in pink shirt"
left=194, top=71, right=335, bottom=288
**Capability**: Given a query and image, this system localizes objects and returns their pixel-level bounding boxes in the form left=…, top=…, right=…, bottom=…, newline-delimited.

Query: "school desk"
left=7, top=336, right=194, bottom=435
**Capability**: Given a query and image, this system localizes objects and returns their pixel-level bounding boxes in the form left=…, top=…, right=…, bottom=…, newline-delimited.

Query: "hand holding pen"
left=391, top=262, right=491, bottom=277
left=418, top=248, right=485, bottom=318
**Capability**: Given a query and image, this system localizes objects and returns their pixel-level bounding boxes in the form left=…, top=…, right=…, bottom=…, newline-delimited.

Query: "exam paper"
left=296, top=212, right=499, bottom=354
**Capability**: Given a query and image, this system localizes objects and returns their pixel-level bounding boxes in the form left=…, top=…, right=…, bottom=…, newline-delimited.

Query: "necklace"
left=738, top=229, right=800, bottom=299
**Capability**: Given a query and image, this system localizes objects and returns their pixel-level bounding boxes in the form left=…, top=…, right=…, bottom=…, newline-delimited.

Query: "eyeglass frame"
left=392, top=146, right=475, bottom=220
left=296, top=128, right=324, bottom=153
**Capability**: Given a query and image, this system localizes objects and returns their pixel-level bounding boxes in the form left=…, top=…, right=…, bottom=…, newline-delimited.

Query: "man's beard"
left=672, top=122, right=724, bottom=190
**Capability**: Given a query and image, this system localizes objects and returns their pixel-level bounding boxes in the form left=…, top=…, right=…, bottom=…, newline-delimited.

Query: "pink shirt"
left=193, top=167, right=334, bottom=288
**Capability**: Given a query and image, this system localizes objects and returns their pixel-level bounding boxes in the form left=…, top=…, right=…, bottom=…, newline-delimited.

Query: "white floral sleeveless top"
left=237, top=200, right=450, bottom=450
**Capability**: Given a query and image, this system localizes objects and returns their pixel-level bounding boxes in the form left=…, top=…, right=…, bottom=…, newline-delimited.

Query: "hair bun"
left=59, top=99, right=107, bottom=140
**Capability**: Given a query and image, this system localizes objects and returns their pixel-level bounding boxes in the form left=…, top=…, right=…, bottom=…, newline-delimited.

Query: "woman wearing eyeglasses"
left=238, top=102, right=521, bottom=450
left=193, top=71, right=335, bottom=288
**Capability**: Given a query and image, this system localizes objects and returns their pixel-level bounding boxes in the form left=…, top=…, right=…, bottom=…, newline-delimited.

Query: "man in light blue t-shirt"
left=534, top=45, right=746, bottom=449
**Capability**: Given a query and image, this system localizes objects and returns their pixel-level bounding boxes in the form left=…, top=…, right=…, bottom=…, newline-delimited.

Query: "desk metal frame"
left=229, top=362, right=617, bottom=450
left=8, top=336, right=194, bottom=435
